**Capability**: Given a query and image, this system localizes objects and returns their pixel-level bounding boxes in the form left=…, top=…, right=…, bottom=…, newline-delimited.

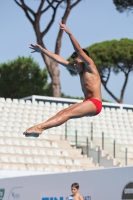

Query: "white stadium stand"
left=0, top=95, right=133, bottom=173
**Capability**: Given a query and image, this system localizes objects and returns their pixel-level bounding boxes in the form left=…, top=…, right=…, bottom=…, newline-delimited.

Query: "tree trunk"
left=51, top=62, right=61, bottom=97
left=13, top=0, right=81, bottom=97
left=101, top=70, right=130, bottom=104
left=36, top=38, right=61, bottom=97
left=119, top=72, right=129, bottom=104
left=102, top=81, right=120, bottom=103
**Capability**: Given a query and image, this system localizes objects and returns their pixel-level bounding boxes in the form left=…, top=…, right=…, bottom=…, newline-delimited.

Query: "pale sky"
left=0, top=0, right=133, bottom=104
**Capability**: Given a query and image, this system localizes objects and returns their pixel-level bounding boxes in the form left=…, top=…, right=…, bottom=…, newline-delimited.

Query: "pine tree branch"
left=70, top=0, right=81, bottom=9
left=55, top=0, right=71, bottom=54
left=116, top=63, right=126, bottom=74
left=41, top=0, right=63, bottom=37
left=19, top=0, right=35, bottom=15
left=41, top=0, right=54, bottom=14
left=37, top=0, right=45, bottom=13
left=101, top=67, right=120, bottom=103
left=100, top=67, right=111, bottom=85
left=106, top=67, right=111, bottom=84
left=120, top=68, right=130, bottom=102
left=14, top=0, right=35, bottom=25
left=102, top=79, right=120, bottom=103
left=55, top=0, right=81, bottom=55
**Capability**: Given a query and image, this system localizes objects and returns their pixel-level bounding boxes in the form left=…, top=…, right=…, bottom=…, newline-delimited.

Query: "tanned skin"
left=23, top=22, right=102, bottom=136
left=70, top=186, right=84, bottom=200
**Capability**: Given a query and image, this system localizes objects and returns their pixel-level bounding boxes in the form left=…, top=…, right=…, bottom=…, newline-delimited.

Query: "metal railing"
left=63, top=122, right=133, bottom=167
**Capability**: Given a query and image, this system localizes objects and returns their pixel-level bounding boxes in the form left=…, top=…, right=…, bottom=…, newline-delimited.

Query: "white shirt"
left=68, top=196, right=73, bottom=200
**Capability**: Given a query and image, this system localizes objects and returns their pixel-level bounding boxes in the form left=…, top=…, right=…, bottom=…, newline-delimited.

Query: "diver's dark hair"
left=71, top=49, right=90, bottom=59
left=71, top=183, right=79, bottom=189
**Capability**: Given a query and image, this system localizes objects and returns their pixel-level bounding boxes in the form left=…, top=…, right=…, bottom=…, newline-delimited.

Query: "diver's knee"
left=62, top=110, right=71, bottom=119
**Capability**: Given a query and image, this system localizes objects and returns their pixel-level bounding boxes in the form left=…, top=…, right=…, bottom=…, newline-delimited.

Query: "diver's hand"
left=29, top=43, right=42, bottom=53
left=58, top=22, right=72, bottom=35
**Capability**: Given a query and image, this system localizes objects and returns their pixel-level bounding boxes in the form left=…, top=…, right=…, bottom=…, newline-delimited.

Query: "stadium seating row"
left=0, top=146, right=70, bottom=156
left=0, top=164, right=76, bottom=172
left=0, top=155, right=82, bottom=166
left=0, top=96, right=133, bottom=169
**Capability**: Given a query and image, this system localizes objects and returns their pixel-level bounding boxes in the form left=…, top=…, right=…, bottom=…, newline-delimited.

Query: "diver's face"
left=72, top=57, right=84, bottom=73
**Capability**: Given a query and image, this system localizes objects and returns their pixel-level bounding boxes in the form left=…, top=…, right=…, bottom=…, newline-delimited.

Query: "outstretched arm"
left=59, top=22, right=95, bottom=71
left=29, top=44, right=76, bottom=72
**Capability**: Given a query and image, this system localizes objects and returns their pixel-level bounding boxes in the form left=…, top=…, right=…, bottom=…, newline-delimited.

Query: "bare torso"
left=80, top=64, right=102, bottom=101
left=71, top=194, right=83, bottom=200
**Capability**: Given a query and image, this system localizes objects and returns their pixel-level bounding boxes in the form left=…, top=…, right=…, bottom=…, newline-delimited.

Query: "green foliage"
left=102, top=99, right=111, bottom=102
left=0, top=56, right=52, bottom=98
left=61, top=93, right=111, bottom=103
left=67, top=38, right=133, bottom=76
left=113, top=0, right=133, bottom=12
left=86, top=38, right=133, bottom=103
left=61, top=93, right=110, bottom=102
left=86, top=38, right=133, bottom=75
left=61, top=93, right=84, bottom=100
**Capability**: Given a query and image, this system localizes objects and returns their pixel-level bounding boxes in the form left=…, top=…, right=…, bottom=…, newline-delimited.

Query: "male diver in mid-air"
left=24, top=22, right=102, bottom=137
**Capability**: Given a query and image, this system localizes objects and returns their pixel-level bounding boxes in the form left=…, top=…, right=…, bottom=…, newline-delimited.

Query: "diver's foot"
left=23, top=125, right=43, bottom=138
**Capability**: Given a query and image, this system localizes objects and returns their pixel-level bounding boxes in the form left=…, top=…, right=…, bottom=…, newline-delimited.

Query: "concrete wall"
left=0, top=167, right=133, bottom=200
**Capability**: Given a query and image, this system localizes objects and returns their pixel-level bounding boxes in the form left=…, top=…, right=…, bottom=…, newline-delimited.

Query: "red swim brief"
left=83, top=98, right=102, bottom=115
